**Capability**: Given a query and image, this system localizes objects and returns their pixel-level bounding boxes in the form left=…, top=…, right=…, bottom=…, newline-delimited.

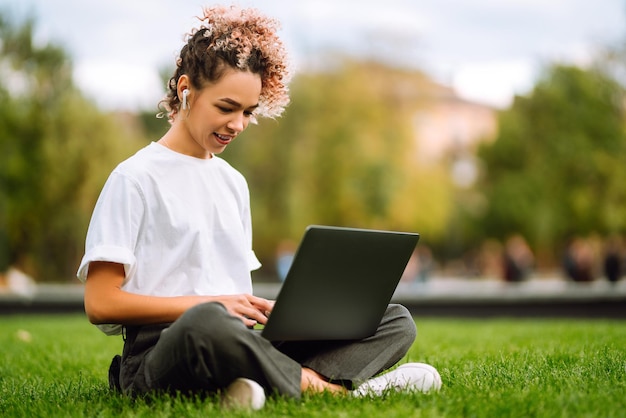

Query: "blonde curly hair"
left=161, top=5, right=291, bottom=121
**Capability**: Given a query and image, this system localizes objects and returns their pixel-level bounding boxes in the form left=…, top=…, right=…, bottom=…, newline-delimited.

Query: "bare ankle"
left=300, top=367, right=346, bottom=394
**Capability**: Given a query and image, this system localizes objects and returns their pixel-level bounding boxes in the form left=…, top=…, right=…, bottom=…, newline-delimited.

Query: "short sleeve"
left=239, top=177, right=261, bottom=272
left=248, top=250, right=262, bottom=271
left=76, top=171, right=145, bottom=282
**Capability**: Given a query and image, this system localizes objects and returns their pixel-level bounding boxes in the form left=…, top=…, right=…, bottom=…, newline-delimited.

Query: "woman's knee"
left=142, top=303, right=249, bottom=390
left=171, top=302, right=243, bottom=344
left=180, top=301, right=228, bottom=324
left=386, top=303, right=417, bottom=343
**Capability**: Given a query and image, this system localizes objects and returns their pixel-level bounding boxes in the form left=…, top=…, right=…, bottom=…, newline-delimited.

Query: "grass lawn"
left=0, top=313, right=624, bottom=417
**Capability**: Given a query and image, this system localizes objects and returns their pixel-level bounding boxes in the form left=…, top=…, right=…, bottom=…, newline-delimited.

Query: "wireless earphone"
left=182, top=89, right=190, bottom=110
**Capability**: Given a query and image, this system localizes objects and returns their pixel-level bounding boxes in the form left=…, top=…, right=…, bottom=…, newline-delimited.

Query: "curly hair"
left=161, top=6, right=291, bottom=121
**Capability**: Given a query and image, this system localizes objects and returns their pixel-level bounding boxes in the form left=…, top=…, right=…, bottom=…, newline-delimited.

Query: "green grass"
left=1, top=314, right=625, bottom=417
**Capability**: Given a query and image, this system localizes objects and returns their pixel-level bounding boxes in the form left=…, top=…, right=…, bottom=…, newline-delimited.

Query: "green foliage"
left=0, top=12, right=455, bottom=281
left=8, top=12, right=626, bottom=281
left=0, top=14, right=145, bottom=280
left=136, top=65, right=172, bottom=140
left=224, top=60, right=454, bottom=269
left=1, top=315, right=625, bottom=417
left=475, top=65, right=626, bottom=258
left=137, top=109, right=169, bottom=141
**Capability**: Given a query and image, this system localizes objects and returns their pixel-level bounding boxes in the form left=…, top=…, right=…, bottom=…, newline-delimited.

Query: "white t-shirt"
left=77, top=142, right=261, bottom=335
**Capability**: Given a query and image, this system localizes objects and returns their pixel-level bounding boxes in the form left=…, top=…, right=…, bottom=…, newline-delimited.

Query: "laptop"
left=260, top=225, right=419, bottom=341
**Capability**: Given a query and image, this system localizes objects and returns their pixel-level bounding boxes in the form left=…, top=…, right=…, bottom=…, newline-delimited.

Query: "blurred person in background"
left=563, top=237, right=596, bottom=282
left=502, top=234, right=534, bottom=283
left=603, top=236, right=623, bottom=284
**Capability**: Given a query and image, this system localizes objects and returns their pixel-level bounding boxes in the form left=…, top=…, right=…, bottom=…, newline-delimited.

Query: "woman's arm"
left=84, top=261, right=273, bottom=327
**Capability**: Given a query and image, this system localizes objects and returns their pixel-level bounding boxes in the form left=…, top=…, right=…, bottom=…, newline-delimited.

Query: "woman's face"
left=182, top=69, right=262, bottom=158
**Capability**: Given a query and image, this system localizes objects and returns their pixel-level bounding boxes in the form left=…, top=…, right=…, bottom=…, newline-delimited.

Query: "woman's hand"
left=215, top=294, right=274, bottom=327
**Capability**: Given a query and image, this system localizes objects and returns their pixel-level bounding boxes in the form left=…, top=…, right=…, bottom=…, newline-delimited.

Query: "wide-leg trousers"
left=118, top=301, right=417, bottom=399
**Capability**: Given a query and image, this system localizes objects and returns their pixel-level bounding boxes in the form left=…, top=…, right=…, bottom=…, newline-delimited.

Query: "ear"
left=176, top=75, right=191, bottom=102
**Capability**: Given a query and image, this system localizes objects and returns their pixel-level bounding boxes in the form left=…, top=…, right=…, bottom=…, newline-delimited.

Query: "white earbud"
left=182, top=89, right=190, bottom=110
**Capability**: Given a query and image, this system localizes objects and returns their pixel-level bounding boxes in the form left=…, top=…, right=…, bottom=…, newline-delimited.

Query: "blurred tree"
left=223, top=59, right=454, bottom=270
left=0, top=14, right=144, bottom=281
left=137, top=66, right=171, bottom=140
left=474, top=64, right=626, bottom=264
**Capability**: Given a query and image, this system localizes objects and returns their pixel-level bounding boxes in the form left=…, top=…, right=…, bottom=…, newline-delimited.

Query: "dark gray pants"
left=118, top=302, right=416, bottom=399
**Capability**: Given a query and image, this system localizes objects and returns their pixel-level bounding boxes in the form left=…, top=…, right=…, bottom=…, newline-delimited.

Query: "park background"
left=1, top=1, right=626, bottom=289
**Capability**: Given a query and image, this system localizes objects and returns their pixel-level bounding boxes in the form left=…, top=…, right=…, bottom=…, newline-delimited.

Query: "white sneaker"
left=221, top=378, right=266, bottom=410
left=353, top=363, right=442, bottom=397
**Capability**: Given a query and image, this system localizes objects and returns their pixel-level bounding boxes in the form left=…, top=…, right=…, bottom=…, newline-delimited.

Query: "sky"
left=1, top=0, right=624, bottom=111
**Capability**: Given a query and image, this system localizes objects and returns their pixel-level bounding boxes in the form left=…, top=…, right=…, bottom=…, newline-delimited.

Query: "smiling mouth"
left=214, top=133, right=234, bottom=144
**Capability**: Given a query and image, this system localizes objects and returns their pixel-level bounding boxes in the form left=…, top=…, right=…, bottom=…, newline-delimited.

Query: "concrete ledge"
left=1, top=279, right=625, bottom=318
left=0, top=284, right=85, bottom=315
left=394, top=278, right=626, bottom=318
left=254, top=278, right=626, bottom=319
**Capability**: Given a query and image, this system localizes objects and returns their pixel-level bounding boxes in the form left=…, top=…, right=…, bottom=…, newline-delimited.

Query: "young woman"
left=77, top=5, right=440, bottom=410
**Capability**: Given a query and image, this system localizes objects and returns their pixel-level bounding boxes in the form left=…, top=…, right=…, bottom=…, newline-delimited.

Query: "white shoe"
left=221, top=378, right=266, bottom=410
left=353, top=363, right=442, bottom=397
